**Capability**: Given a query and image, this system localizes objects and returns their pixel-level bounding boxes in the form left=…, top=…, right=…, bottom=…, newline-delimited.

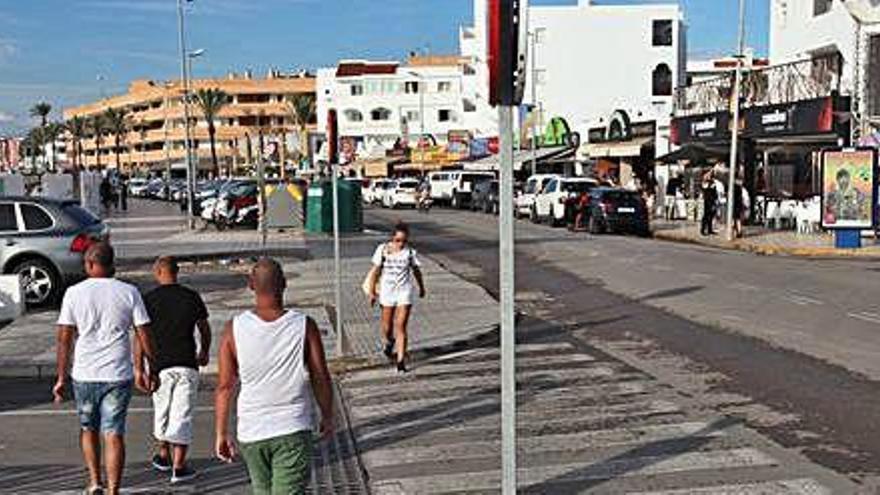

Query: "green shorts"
left=240, top=431, right=313, bottom=495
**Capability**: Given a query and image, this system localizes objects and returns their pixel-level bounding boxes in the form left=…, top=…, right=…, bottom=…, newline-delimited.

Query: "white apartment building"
left=770, top=0, right=880, bottom=139
left=316, top=58, right=480, bottom=162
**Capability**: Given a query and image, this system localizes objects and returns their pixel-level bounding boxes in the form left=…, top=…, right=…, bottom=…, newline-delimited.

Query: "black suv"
left=575, top=188, right=649, bottom=236
left=471, top=180, right=499, bottom=214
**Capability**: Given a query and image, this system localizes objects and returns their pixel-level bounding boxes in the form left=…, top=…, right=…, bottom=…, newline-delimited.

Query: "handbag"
left=361, top=244, right=386, bottom=298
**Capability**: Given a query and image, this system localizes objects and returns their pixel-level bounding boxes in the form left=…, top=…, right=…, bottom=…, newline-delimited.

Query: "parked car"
left=382, top=179, right=420, bottom=209
left=145, top=179, right=166, bottom=199
left=471, top=180, right=499, bottom=214
left=429, top=171, right=495, bottom=208
left=583, top=188, right=650, bottom=236
left=364, top=179, right=392, bottom=204
left=0, top=197, right=109, bottom=306
left=128, top=178, right=150, bottom=197
left=532, top=177, right=600, bottom=226
left=516, top=174, right=560, bottom=218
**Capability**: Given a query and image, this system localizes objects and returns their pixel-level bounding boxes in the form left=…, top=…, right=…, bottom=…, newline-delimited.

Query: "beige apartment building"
left=63, top=71, right=316, bottom=173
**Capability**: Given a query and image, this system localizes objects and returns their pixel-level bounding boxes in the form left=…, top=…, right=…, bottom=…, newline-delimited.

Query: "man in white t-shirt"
left=53, top=242, right=157, bottom=495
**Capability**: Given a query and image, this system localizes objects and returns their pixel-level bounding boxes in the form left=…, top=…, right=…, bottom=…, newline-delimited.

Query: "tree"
left=286, top=93, right=316, bottom=168
left=30, top=102, right=52, bottom=128
left=88, top=114, right=106, bottom=170
left=194, top=88, right=229, bottom=177
left=65, top=116, right=87, bottom=171
left=22, top=127, right=44, bottom=169
left=43, top=122, right=64, bottom=172
left=104, top=108, right=130, bottom=171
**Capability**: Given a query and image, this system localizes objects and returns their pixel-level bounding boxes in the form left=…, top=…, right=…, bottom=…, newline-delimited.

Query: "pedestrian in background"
left=214, top=258, right=334, bottom=494
left=53, top=243, right=156, bottom=495
left=119, top=174, right=129, bottom=211
left=140, top=256, right=211, bottom=484
left=700, top=172, right=718, bottom=236
left=733, top=179, right=745, bottom=238
left=365, top=222, right=426, bottom=372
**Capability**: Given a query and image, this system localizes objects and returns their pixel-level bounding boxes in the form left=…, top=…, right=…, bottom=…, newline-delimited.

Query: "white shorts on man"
left=152, top=367, right=199, bottom=445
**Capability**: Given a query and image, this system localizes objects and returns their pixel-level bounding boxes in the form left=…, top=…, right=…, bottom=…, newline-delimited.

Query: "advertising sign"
left=821, top=148, right=878, bottom=229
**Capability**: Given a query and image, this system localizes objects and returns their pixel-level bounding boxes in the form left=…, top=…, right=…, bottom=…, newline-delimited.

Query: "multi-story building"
left=63, top=71, right=316, bottom=174
left=770, top=0, right=880, bottom=140
left=316, top=56, right=481, bottom=163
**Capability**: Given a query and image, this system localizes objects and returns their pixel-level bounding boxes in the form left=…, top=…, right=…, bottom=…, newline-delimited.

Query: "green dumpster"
left=305, top=179, right=363, bottom=233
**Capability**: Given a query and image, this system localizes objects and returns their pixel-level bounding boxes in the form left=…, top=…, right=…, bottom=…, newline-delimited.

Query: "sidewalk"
left=653, top=220, right=880, bottom=259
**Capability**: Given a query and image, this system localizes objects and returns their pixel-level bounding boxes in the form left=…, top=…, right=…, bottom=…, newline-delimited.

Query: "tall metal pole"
left=332, top=161, right=345, bottom=357
left=726, top=0, right=746, bottom=242
left=177, top=0, right=195, bottom=229
left=419, top=77, right=426, bottom=144
left=530, top=31, right=538, bottom=177
left=498, top=104, right=516, bottom=494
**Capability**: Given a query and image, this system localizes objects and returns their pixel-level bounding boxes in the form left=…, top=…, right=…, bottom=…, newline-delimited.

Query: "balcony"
left=675, top=53, right=843, bottom=117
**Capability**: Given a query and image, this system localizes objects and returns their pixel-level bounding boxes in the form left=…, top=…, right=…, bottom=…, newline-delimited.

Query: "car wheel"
left=14, top=258, right=60, bottom=307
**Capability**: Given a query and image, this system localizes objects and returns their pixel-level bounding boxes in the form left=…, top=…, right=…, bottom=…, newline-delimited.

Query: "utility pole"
left=530, top=30, right=538, bottom=177
left=498, top=104, right=516, bottom=494
left=177, top=0, right=195, bottom=229
left=726, top=0, right=746, bottom=242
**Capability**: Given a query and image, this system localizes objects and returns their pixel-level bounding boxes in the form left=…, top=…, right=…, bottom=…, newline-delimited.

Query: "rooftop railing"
left=675, top=52, right=843, bottom=117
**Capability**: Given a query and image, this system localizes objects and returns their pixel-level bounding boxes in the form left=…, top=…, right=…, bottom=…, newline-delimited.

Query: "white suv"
left=516, top=174, right=560, bottom=219
left=383, top=179, right=420, bottom=209
left=533, top=177, right=600, bottom=226
left=429, top=171, right=495, bottom=207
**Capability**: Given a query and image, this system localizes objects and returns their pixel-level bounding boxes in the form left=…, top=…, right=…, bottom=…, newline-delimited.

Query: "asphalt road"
left=365, top=205, right=880, bottom=488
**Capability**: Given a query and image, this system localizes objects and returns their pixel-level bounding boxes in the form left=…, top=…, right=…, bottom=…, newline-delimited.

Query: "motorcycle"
left=417, top=191, right=433, bottom=213
left=213, top=194, right=259, bottom=230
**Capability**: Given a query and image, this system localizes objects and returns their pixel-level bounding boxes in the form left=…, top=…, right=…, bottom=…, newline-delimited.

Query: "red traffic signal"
left=488, top=0, right=528, bottom=107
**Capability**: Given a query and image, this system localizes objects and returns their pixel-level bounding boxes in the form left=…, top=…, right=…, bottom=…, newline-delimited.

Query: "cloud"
left=0, top=39, right=18, bottom=64
left=0, top=111, right=15, bottom=123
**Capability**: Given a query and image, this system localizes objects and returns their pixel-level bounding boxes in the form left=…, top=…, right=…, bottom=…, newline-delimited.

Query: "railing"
left=675, top=53, right=843, bottom=117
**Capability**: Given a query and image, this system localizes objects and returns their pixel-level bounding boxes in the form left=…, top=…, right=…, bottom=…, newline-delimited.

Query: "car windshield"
left=561, top=181, right=596, bottom=193
left=462, top=174, right=491, bottom=183
left=63, top=204, right=100, bottom=226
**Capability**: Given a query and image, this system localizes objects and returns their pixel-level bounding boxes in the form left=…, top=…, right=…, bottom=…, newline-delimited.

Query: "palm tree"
left=104, top=108, right=130, bottom=171
left=88, top=114, right=105, bottom=170
left=23, top=127, right=44, bottom=169
left=194, top=88, right=229, bottom=177
left=30, top=102, right=52, bottom=128
left=286, top=93, right=316, bottom=168
left=65, top=116, right=88, bottom=171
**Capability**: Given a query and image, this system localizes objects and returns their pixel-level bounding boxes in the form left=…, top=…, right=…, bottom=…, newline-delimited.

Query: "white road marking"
left=786, top=292, right=824, bottom=306
left=720, top=315, right=745, bottom=322
left=628, top=478, right=830, bottom=495
left=731, top=282, right=761, bottom=292
left=103, top=215, right=184, bottom=225
left=848, top=311, right=880, bottom=325
left=688, top=272, right=712, bottom=280
left=784, top=295, right=824, bottom=306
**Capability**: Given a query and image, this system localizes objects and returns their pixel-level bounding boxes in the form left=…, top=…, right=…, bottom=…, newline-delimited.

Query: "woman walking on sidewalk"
left=367, top=222, right=426, bottom=372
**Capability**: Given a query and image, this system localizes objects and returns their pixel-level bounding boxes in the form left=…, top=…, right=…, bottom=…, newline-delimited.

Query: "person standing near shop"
left=141, top=256, right=211, bottom=484
left=53, top=243, right=156, bottom=495
left=701, top=172, right=718, bottom=236
left=214, top=258, right=335, bottom=494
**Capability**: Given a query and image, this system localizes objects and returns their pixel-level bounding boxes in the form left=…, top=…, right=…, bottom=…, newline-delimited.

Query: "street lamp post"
left=177, top=0, right=195, bottom=229
left=726, top=0, right=746, bottom=242
left=187, top=48, right=205, bottom=223
left=529, top=30, right=539, bottom=178
left=406, top=71, right=427, bottom=148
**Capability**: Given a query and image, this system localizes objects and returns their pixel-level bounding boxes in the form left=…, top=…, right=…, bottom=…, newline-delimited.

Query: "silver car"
left=0, top=197, right=109, bottom=306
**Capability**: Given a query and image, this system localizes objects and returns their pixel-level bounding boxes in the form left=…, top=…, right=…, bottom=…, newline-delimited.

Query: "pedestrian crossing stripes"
left=628, top=478, right=831, bottom=495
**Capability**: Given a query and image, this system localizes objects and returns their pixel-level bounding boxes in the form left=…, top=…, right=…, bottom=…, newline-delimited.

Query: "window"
left=21, top=204, right=53, bottom=231
left=463, top=64, right=476, bottom=76
left=814, top=0, right=832, bottom=16
left=404, top=110, right=420, bottom=123
left=350, top=84, right=364, bottom=96
left=545, top=179, right=557, bottom=193
left=371, top=108, right=392, bottom=121
left=652, top=63, right=673, bottom=96
left=405, top=81, right=420, bottom=94
left=652, top=20, right=673, bottom=46
left=344, top=109, right=364, bottom=122
left=438, top=109, right=453, bottom=122
left=437, top=81, right=453, bottom=93
left=463, top=99, right=477, bottom=112
left=534, top=27, right=547, bottom=45
left=0, top=204, right=16, bottom=231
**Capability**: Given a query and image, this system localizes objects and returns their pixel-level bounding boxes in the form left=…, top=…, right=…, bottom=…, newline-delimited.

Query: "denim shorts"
left=73, top=380, right=133, bottom=435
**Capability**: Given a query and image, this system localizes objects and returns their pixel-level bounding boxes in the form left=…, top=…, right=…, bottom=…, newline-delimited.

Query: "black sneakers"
left=83, top=486, right=104, bottom=495
left=171, top=465, right=198, bottom=484
left=151, top=454, right=171, bottom=473
left=382, top=339, right=396, bottom=360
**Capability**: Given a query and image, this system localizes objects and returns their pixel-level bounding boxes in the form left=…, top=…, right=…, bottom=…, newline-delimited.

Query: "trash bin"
left=305, top=179, right=364, bottom=233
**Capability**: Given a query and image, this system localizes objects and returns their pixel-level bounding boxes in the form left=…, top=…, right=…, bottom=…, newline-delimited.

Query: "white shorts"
left=152, top=367, right=199, bottom=445
left=379, top=287, right=415, bottom=307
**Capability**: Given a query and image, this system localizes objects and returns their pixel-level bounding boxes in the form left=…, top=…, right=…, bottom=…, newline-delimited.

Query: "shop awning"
left=657, top=143, right=729, bottom=164
left=462, top=146, right=570, bottom=172
left=582, top=137, right=653, bottom=158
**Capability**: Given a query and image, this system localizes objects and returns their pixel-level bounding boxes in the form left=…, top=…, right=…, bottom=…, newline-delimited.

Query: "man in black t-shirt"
left=140, top=256, right=211, bottom=484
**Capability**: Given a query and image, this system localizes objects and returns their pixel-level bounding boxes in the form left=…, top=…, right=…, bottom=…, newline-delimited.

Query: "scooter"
left=213, top=195, right=259, bottom=230
left=417, top=192, right=433, bottom=213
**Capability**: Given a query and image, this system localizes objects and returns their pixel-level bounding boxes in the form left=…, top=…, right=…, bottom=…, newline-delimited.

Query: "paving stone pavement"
left=340, top=334, right=859, bottom=494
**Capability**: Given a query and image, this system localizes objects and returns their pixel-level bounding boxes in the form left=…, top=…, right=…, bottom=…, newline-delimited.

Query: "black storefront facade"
left=671, top=94, right=852, bottom=204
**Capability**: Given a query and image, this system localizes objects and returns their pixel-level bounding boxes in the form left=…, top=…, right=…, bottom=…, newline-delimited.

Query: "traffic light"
left=326, top=109, right=338, bottom=165
left=487, top=0, right=528, bottom=107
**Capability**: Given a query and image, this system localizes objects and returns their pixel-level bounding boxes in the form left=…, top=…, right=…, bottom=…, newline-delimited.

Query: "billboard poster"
left=821, top=148, right=878, bottom=229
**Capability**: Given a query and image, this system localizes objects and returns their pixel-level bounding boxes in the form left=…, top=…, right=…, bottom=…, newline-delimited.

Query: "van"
left=429, top=171, right=495, bottom=208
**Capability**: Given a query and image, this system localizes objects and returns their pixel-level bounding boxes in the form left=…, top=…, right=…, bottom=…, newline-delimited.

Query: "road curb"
left=116, top=247, right=310, bottom=268
left=652, top=230, right=880, bottom=261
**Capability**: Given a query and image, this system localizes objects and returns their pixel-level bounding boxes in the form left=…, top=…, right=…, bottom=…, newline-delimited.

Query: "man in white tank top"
left=214, top=258, right=334, bottom=494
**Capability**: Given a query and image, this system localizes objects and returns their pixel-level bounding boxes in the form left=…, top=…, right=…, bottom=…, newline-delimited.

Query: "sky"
left=0, top=0, right=770, bottom=135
